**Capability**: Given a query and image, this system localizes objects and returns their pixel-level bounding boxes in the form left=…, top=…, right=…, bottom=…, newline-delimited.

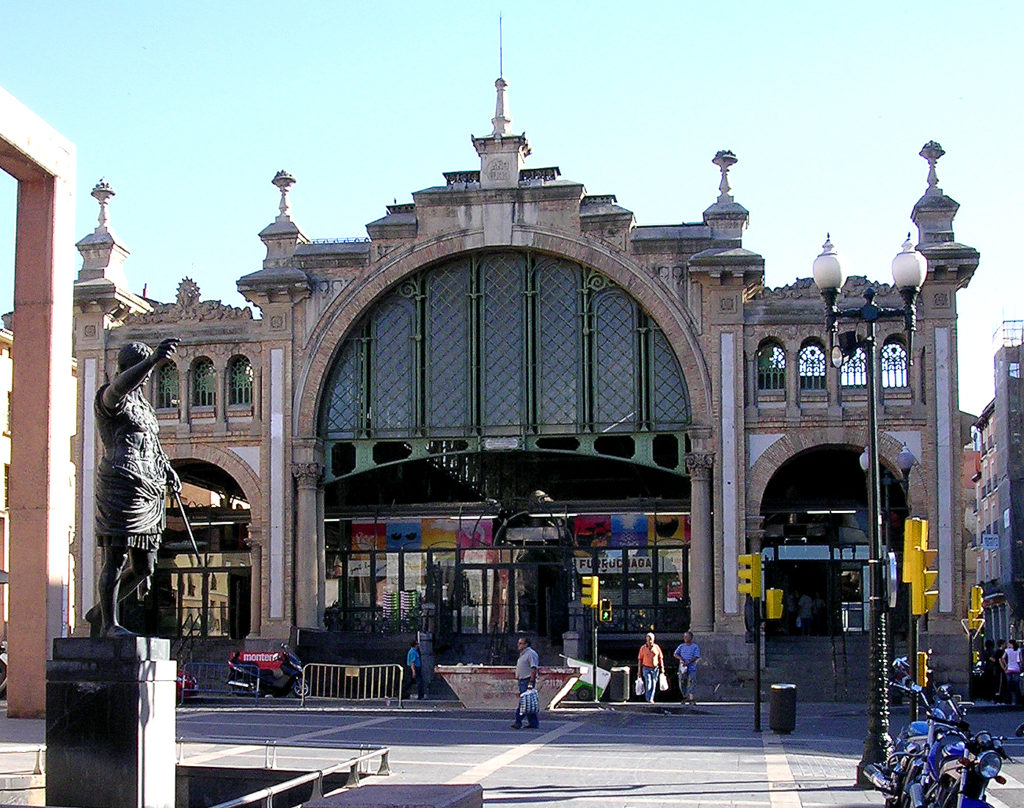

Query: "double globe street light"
left=812, top=235, right=927, bottom=786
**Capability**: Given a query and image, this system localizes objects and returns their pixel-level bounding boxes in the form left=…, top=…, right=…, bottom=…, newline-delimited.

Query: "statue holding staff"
left=87, top=338, right=180, bottom=637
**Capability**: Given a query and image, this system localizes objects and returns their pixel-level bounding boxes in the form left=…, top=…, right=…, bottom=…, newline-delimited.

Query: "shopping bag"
left=634, top=676, right=645, bottom=696
left=519, top=686, right=539, bottom=715
left=658, top=672, right=670, bottom=692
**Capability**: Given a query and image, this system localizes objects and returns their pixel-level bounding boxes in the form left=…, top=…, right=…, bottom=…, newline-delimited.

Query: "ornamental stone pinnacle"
left=919, top=141, right=945, bottom=196
left=91, top=178, right=115, bottom=233
left=272, top=170, right=297, bottom=221
left=492, top=77, right=512, bottom=137
left=712, top=150, right=738, bottom=202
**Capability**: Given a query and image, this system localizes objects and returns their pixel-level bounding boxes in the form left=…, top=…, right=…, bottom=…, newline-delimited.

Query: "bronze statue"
left=87, top=338, right=180, bottom=637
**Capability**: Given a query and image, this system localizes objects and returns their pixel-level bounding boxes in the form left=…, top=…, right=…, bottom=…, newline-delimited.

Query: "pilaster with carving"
left=685, top=452, right=715, bottom=633
left=292, top=462, right=324, bottom=628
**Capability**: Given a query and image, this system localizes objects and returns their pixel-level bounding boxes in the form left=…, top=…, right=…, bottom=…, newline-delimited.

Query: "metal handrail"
left=176, top=737, right=390, bottom=808
left=0, top=744, right=45, bottom=775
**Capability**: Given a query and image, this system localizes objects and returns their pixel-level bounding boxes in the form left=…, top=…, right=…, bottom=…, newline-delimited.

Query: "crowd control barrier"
left=300, top=663, right=404, bottom=706
left=179, top=661, right=260, bottom=705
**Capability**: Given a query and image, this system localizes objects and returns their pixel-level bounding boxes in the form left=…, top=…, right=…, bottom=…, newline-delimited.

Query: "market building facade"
left=71, top=81, right=979, bottom=694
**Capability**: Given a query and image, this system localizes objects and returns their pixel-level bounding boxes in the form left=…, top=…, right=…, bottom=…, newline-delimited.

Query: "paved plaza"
left=2, top=701, right=1024, bottom=807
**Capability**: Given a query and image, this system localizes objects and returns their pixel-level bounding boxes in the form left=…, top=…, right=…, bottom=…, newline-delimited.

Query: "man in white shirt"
left=511, top=636, right=540, bottom=729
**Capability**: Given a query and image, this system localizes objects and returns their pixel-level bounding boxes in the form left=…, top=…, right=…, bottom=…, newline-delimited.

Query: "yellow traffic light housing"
left=904, top=518, right=938, bottom=616
left=765, top=588, right=783, bottom=620
left=598, top=599, right=612, bottom=623
left=916, top=650, right=929, bottom=688
left=737, top=553, right=763, bottom=599
left=968, top=585, right=984, bottom=631
left=580, top=575, right=599, bottom=608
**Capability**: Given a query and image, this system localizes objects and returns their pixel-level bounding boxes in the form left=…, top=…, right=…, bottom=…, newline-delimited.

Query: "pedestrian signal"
left=737, top=553, right=762, bottom=599
left=580, top=575, right=599, bottom=608
left=765, top=588, right=783, bottom=620
left=904, top=518, right=937, bottom=616
left=598, top=599, right=613, bottom=623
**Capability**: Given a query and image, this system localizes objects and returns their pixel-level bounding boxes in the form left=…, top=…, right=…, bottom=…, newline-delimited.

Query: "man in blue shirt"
left=673, top=631, right=700, bottom=706
left=406, top=639, right=425, bottom=700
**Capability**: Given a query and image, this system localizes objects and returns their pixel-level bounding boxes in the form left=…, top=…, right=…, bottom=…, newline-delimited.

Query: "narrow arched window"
left=156, top=362, right=179, bottom=409
left=756, top=341, right=786, bottom=391
left=227, top=356, right=254, bottom=406
left=881, top=339, right=908, bottom=388
left=798, top=342, right=827, bottom=391
left=192, top=357, right=216, bottom=407
left=840, top=347, right=867, bottom=388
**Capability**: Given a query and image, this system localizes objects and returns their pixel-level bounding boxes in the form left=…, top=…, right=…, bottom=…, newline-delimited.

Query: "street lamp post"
left=812, top=235, right=926, bottom=787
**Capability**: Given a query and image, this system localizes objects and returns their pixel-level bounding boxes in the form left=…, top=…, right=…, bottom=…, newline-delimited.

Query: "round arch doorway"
left=760, top=446, right=909, bottom=638
left=129, top=460, right=254, bottom=639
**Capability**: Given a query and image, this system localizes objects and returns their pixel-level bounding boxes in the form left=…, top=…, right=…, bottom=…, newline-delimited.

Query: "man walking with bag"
left=511, top=636, right=540, bottom=729
left=673, top=631, right=701, bottom=706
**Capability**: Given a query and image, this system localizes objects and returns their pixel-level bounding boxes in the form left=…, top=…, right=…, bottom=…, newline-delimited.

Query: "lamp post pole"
left=812, top=236, right=926, bottom=787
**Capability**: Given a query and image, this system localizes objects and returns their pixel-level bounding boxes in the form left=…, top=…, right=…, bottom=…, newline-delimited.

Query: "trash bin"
left=607, top=666, right=630, bottom=703
left=769, top=683, right=796, bottom=733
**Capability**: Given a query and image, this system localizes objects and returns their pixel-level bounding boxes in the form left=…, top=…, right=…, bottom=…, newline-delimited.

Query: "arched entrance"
left=759, top=447, right=909, bottom=636
left=133, top=460, right=253, bottom=638
left=317, top=249, right=698, bottom=655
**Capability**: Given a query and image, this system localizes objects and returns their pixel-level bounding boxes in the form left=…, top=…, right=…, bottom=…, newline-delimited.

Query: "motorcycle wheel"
left=292, top=677, right=310, bottom=698
left=0, top=658, right=6, bottom=697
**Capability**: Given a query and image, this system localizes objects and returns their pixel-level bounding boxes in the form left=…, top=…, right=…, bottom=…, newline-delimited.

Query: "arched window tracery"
left=192, top=357, right=216, bottom=408
left=756, top=340, right=786, bottom=391
left=798, top=341, right=827, bottom=391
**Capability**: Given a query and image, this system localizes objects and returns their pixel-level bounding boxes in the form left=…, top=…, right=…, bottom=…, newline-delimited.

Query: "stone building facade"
left=71, top=80, right=979, bottom=690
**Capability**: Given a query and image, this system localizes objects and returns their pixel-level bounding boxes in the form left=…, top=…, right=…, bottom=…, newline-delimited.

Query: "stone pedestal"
left=45, top=637, right=176, bottom=808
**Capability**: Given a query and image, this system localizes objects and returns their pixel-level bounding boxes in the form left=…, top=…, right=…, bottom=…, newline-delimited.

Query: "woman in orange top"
left=637, top=632, right=665, bottom=703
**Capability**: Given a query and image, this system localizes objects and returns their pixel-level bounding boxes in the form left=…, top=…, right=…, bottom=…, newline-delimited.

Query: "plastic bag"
left=658, top=672, right=669, bottom=692
left=634, top=676, right=645, bottom=696
left=519, top=687, right=539, bottom=715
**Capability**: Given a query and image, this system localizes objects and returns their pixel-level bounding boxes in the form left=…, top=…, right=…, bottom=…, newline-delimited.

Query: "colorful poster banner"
left=650, top=514, right=690, bottom=545
left=386, top=521, right=421, bottom=551
left=351, top=522, right=386, bottom=550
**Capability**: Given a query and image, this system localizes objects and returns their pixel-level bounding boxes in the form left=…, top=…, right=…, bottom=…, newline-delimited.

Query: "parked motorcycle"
left=864, top=657, right=1011, bottom=808
left=227, top=643, right=308, bottom=698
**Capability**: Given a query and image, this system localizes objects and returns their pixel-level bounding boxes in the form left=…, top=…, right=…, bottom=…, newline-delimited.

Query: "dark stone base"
left=46, top=637, right=176, bottom=808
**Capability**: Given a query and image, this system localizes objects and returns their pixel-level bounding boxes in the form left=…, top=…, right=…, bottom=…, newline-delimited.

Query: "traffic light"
left=580, top=575, right=599, bottom=608
left=598, top=598, right=613, bottom=623
left=968, top=585, right=984, bottom=631
left=737, top=553, right=762, bottom=598
left=916, top=650, right=929, bottom=688
left=765, top=588, right=783, bottom=620
left=904, top=518, right=938, bottom=616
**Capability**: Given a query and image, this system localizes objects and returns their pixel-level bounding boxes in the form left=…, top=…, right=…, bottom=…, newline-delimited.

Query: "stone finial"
left=712, top=150, right=738, bottom=202
left=272, top=170, right=296, bottom=221
left=91, top=178, right=116, bottom=232
left=919, top=141, right=945, bottom=196
left=491, top=77, right=512, bottom=137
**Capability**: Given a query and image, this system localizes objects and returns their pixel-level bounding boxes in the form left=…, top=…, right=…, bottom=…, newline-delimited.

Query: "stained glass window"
left=840, top=347, right=867, bottom=388
left=156, top=362, right=179, bottom=409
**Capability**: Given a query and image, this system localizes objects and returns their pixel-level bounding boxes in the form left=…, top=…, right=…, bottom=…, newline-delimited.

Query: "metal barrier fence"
left=300, top=663, right=404, bottom=706
left=179, top=661, right=260, bottom=705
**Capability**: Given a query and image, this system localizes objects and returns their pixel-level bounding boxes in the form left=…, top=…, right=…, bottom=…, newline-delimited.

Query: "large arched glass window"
left=756, top=341, right=786, bottom=391
left=881, top=339, right=908, bottom=388
left=192, top=357, right=216, bottom=407
left=155, top=362, right=179, bottom=409
left=227, top=355, right=254, bottom=406
left=840, top=347, right=867, bottom=388
left=321, top=251, right=691, bottom=440
left=798, top=341, right=827, bottom=391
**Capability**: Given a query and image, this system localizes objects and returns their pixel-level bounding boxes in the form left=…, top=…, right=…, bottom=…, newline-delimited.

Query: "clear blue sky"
left=1, top=1, right=1020, bottom=417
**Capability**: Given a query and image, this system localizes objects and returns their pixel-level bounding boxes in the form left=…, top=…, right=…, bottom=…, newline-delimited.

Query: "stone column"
left=292, top=463, right=323, bottom=628
left=245, top=528, right=263, bottom=637
left=686, top=452, right=715, bottom=633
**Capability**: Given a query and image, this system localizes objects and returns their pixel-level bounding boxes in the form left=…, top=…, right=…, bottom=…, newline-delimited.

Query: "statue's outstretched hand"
left=167, top=466, right=182, bottom=494
left=154, top=338, right=180, bottom=363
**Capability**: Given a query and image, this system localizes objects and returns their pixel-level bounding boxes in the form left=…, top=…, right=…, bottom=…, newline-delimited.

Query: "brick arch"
left=163, top=443, right=263, bottom=529
left=746, top=429, right=927, bottom=516
left=292, top=228, right=712, bottom=437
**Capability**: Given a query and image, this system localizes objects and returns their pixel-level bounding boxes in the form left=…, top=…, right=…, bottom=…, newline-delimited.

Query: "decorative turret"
left=471, top=77, right=531, bottom=189
left=75, top=179, right=131, bottom=285
left=258, top=170, right=309, bottom=263
left=702, top=150, right=749, bottom=241
left=911, top=141, right=959, bottom=246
